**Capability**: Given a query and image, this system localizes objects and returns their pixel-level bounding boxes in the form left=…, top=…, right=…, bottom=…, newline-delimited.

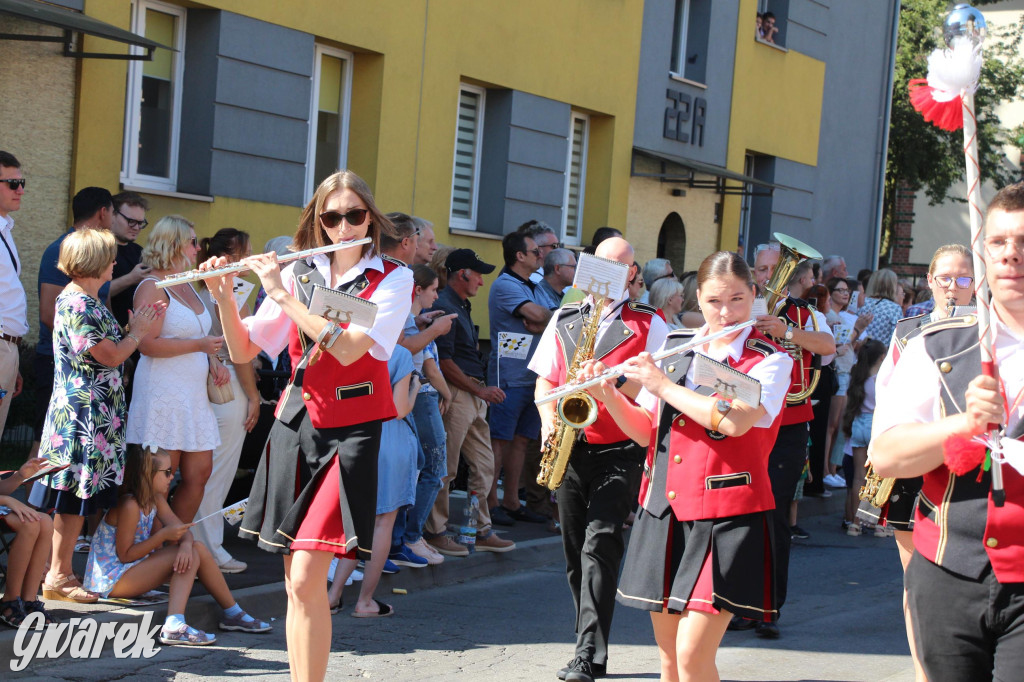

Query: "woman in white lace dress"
left=127, top=216, right=225, bottom=523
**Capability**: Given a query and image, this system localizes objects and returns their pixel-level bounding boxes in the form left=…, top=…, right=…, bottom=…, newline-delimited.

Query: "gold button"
left=622, top=329, right=629, bottom=335
left=668, top=491, right=676, bottom=500
left=673, top=455, right=682, bottom=464
left=568, top=323, right=574, bottom=330
left=667, top=365, right=675, bottom=373
left=939, top=361, right=952, bottom=374
left=302, top=392, right=311, bottom=400
left=677, top=417, right=685, bottom=427
left=986, top=537, right=998, bottom=548
left=299, top=275, right=310, bottom=283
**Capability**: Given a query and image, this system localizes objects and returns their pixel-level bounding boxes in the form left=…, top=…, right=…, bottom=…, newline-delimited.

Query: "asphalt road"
left=11, top=508, right=916, bottom=681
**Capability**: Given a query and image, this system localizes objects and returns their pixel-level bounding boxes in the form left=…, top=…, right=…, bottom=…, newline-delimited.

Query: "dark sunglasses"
left=1, top=178, right=25, bottom=191
left=116, top=209, right=148, bottom=229
left=156, top=467, right=174, bottom=478
left=189, top=237, right=198, bottom=247
left=320, top=208, right=369, bottom=229
left=524, top=248, right=541, bottom=257
left=539, top=241, right=565, bottom=250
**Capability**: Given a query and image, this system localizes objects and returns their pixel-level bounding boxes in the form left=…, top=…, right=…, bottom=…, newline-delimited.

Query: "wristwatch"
left=784, top=326, right=794, bottom=341
left=710, top=399, right=732, bottom=433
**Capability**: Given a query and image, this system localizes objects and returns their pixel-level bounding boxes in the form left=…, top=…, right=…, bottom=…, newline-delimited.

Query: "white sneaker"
left=824, top=474, right=847, bottom=489
left=346, top=569, right=363, bottom=586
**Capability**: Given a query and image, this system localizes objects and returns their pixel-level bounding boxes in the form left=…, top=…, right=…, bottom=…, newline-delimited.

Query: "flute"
left=154, top=238, right=372, bottom=289
left=536, top=319, right=756, bottom=406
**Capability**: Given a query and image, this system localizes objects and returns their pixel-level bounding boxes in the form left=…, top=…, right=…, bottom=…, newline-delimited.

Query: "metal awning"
left=632, top=147, right=779, bottom=196
left=0, top=0, right=168, bottom=60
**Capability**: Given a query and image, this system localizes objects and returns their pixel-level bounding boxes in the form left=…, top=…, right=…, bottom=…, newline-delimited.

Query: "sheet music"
left=573, top=254, right=629, bottom=301
left=751, top=296, right=769, bottom=320
left=692, top=354, right=762, bottom=407
left=308, top=284, right=378, bottom=327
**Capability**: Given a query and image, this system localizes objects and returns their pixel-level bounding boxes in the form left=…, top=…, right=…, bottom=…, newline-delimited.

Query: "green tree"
left=881, top=0, right=1024, bottom=264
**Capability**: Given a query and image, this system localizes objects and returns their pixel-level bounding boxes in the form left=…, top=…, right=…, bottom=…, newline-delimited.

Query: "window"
left=306, top=45, right=353, bottom=200
left=757, top=0, right=787, bottom=48
left=561, top=113, right=589, bottom=246
left=121, top=0, right=186, bottom=191
left=449, top=84, right=486, bottom=229
left=670, top=0, right=710, bottom=84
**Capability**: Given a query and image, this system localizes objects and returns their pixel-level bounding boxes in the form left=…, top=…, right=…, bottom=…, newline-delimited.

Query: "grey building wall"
left=477, top=90, right=569, bottom=236
left=633, top=0, right=738, bottom=167
left=177, top=11, right=313, bottom=206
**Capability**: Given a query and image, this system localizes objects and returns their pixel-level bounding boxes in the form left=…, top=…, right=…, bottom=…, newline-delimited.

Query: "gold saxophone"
left=536, top=297, right=607, bottom=490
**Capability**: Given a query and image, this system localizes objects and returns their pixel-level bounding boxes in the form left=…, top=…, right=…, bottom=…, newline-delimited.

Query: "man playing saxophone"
left=529, top=237, right=668, bottom=682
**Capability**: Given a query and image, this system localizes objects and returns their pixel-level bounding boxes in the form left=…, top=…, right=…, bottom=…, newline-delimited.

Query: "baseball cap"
left=445, top=248, right=495, bottom=274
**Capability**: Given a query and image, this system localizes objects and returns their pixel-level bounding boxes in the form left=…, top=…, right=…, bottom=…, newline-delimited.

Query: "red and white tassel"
left=909, top=36, right=983, bottom=132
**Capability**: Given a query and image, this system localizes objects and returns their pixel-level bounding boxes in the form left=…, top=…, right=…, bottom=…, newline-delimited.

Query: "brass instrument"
left=859, top=466, right=895, bottom=508
left=537, top=297, right=607, bottom=490
left=761, top=232, right=823, bottom=404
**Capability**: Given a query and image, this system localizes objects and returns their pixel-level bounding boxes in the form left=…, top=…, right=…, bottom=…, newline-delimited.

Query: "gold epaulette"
left=918, top=313, right=977, bottom=338
left=626, top=301, right=658, bottom=315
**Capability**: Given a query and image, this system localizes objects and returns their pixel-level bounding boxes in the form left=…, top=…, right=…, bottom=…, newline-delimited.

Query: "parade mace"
left=910, top=4, right=1003, bottom=505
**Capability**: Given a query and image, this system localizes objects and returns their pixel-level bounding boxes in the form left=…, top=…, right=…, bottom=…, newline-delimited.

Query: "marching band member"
left=202, top=170, right=412, bottom=682
left=529, top=237, right=668, bottom=682
left=739, top=251, right=835, bottom=638
left=581, top=251, right=792, bottom=682
left=861, top=243, right=973, bottom=682
left=872, top=183, right=1024, bottom=682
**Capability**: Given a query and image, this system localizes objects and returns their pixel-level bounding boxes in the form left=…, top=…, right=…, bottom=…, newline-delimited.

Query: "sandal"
left=352, top=598, right=393, bottom=619
left=0, top=598, right=26, bottom=628
left=159, top=622, right=216, bottom=646
left=23, top=600, right=59, bottom=625
left=74, top=536, right=92, bottom=553
left=330, top=598, right=343, bottom=615
left=42, top=575, right=100, bottom=603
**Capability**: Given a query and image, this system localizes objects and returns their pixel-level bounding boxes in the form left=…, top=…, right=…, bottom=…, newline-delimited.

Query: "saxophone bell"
left=557, top=392, right=598, bottom=429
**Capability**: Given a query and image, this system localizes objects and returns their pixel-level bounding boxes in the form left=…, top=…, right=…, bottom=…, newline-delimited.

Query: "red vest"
left=912, top=316, right=1024, bottom=582
left=275, top=258, right=403, bottom=429
left=554, top=301, right=658, bottom=445
left=638, top=330, right=785, bottom=521
left=779, top=301, right=816, bottom=425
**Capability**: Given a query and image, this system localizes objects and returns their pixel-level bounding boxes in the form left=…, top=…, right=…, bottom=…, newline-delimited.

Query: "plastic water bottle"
left=457, top=491, right=479, bottom=552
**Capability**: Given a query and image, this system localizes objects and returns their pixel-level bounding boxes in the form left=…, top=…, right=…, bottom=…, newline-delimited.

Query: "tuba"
left=536, top=297, right=607, bottom=490
left=761, top=232, right=823, bottom=404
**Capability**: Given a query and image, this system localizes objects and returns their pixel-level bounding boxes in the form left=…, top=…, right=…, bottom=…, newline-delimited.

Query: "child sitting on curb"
left=0, top=458, right=56, bottom=626
left=83, top=446, right=271, bottom=645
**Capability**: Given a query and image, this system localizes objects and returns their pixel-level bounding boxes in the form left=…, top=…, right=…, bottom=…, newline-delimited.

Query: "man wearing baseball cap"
left=423, top=249, right=516, bottom=554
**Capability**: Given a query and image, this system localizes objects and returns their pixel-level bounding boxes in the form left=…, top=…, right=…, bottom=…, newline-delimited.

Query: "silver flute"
left=535, top=319, right=756, bottom=406
left=154, top=238, right=372, bottom=289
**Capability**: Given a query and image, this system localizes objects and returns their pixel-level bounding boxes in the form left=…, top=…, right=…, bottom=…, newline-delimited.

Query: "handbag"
left=207, top=370, right=235, bottom=404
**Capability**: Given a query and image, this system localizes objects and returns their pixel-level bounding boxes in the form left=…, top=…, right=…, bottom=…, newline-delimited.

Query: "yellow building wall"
left=720, top=0, right=825, bottom=251
left=72, top=0, right=645, bottom=338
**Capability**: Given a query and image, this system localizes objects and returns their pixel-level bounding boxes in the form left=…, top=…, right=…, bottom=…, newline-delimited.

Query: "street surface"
left=12, top=509, right=914, bottom=681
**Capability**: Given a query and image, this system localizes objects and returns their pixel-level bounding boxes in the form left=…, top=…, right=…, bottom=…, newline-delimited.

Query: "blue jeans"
left=400, top=392, right=448, bottom=545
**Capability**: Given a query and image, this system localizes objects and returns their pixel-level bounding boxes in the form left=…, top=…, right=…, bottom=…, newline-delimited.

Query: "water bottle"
left=457, top=491, right=479, bottom=552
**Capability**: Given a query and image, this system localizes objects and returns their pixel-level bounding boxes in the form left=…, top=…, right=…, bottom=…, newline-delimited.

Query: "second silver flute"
left=535, top=319, right=757, bottom=406
left=155, top=238, right=372, bottom=289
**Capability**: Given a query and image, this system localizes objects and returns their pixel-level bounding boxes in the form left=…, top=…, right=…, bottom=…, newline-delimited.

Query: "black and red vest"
left=778, top=299, right=819, bottom=426
left=912, top=315, right=1024, bottom=583
left=276, top=257, right=404, bottom=429
left=554, top=300, right=658, bottom=445
left=890, top=311, right=931, bottom=365
left=638, top=328, right=786, bottom=521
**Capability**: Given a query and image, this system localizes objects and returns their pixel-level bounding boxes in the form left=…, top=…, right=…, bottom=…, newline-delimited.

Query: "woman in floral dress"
left=29, top=228, right=164, bottom=603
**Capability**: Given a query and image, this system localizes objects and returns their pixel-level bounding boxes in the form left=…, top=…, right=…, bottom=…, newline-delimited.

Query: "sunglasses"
left=524, top=248, right=541, bottom=257
left=156, top=467, right=174, bottom=478
left=189, top=237, right=198, bottom=247
left=933, top=275, right=974, bottom=289
left=320, top=208, right=369, bottom=229
left=1, top=178, right=25, bottom=191
left=832, top=287, right=849, bottom=293
left=539, top=241, right=565, bottom=250
left=116, top=209, right=148, bottom=230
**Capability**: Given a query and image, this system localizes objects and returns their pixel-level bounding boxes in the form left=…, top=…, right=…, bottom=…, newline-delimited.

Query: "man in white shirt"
left=0, top=151, right=27, bottom=437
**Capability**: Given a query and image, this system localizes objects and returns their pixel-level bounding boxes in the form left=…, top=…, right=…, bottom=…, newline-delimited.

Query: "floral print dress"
left=33, top=290, right=127, bottom=513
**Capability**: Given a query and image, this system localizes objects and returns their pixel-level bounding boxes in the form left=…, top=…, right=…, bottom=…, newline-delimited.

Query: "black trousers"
left=766, top=421, right=809, bottom=612
left=907, top=552, right=1024, bottom=682
left=804, top=367, right=834, bottom=496
left=556, top=439, right=643, bottom=667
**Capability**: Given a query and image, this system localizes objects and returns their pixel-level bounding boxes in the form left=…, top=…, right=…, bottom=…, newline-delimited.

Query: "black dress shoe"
left=558, top=657, right=606, bottom=680
left=504, top=505, right=548, bottom=523
left=727, top=615, right=758, bottom=631
left=755, top=621, right=780, bottom=639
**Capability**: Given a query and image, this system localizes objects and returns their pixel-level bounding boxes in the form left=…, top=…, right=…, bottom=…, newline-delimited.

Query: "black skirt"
left=239, top=410, right=382, bottom=560
left=856, top=477, right=922, bottom=531
left=616, top=507, right=778, bottom=622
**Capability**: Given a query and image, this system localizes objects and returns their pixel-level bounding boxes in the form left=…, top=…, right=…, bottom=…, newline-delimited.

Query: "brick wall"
left=889, top=183, right=927, bottom=277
